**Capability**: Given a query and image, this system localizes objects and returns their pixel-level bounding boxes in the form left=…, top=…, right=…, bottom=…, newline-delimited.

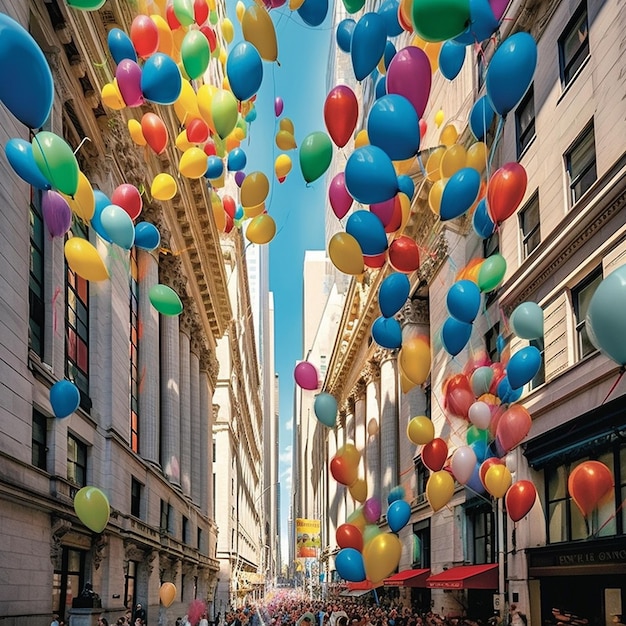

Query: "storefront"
left=384, top=569, right=431, bottom=612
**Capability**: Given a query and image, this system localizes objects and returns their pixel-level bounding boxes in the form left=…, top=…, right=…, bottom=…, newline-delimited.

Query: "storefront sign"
left=528, top=539, right=626, bottom=570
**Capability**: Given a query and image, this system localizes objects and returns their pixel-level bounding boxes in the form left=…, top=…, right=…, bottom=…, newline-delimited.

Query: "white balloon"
left=451, top=446, right=477, bottom=485
left=468, top=401, right=492, bottom=430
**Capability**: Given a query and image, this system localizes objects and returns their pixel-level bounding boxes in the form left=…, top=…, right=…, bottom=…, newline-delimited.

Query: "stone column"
left=329, top=425, right=342, bottom=527
left=365, top=360, right=381, bottom=501
left=379, top=351, right=399, bottom=505
left=179, top=306, right=192, bottom=498
left=354, top=380, right=367, bottom=475
left=199, top=351, right=214, bottom=517
left=190, top=325, right=202, bottom=507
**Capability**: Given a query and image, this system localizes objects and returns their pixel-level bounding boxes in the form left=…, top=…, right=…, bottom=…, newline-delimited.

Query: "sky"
left=226, top=2, right=335, bottom=561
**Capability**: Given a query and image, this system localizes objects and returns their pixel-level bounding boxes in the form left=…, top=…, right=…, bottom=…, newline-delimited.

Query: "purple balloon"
left=328, top=172, right=353, bottom=219
left=234, top=170, right=246, bottom=187
left=363, top=497, right=382, bottom=523
left=42, top=190, right=72, bottom=238
left=386, top=46, right=432, bottom=118
left=370, top=196, right=397, bottom=228
left=294, top=361, right=319, bottom=390
left=115, top=59, right=144, bottom=107
left=489, top=0, right=508, bottom=21
left=274, top=96, right=284, bottom=117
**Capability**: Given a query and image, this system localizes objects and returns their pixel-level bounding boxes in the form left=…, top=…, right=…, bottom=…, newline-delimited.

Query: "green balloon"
left=211, top=90, right=238, bottom=139
left=181, top=31, right=210, bottom=80
left=32, top=131, right=79, bottom=196
left=342, top=0, right=365, bottom=13
left=412, top=0, right=471, bottom=42
left=149, top=284, right=183, bottom=316
left=209, top=10, right=219, bottom=25
left=477, top=253, right=507, bottom=293
left=466, top=425, right=489, bottom=446
left=363, top=523, right=381, bottom=545
left=173, top=0, right=195, bottom=27
left=66, top=0, right=106, bottom=9
left=299, top=131, right=333, bottom=184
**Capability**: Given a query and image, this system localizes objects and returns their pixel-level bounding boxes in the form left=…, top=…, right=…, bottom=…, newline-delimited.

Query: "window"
left=466, top=501, right=495, bottom=564
left=130, top=248, right=139, bottom=453
left=529, top=338, right=545, bottom=389
left=546, top=462, right=588, bottom=543
left=566, top=123, right=596, bottom=204
left=182, top=515, right=189, bottom=544
left=485, top=322, right=501, bottom=363
left=32, top=408, right=48, bottom=470
left=515, top=86, right=535, bottom=157
left=414, top=458, right=429, bottom=504
left=620, top=446, right=626, bottom=535
left=476, top=41, right=489, bottom=92
left=412, top=519, right=431, bottom=568
left=67, top=434, right=87, bottom=487
left=160, top=499, right=171, bottom=534
left=572, top=267, right=602, bottom=360
left=124, top=560, right=137, bottom=611
left=197, top=527, right=203, bottom=552
left=181, top=573, right=186, bottom=603
left=131, top=478, right=142, bottom=518
left=558, top=3, right=589, bottom=87
left=53, top=547, right=86, bottom=621
left=519, top=192, right=540, bottom=259
left=29, top=189, right=45, bottom=358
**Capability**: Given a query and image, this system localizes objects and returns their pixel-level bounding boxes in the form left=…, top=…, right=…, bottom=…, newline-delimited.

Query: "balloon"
left=328, top=233, right=364, bottom=275
left=364, top=252, right=388, bottom=269
left=387, top=486, right=406, bottom=505
left=471, top=366, right=494, bottom=396
left=241, top=172, right=269, bottom=208
left=337, top=524, right=363, bottom=551
left=379, top=272, right=410, bottom=318
left=116, top=59, right=144, bottom=107
left=422, top=438, right=448, bottom=472
left=483, top=464, right=512, bottom=498
left=426, top=470, right=455, bottom=512
left=496, top=375, right=523, bottom=405
left=74, top=486, right=110, bottom=533
left=372, top=316, right=402, bottom=349
left=451, top=446, right=477, bottom=484
left=472, top=198, right=495, bottom=238
left=363, top=532, right=402, bottom=584
left=149, top=284, right=183, bottom=316
left=226, top=42, right=263, bottom=101
left=107, top=28, right=137, bottom=65
left=67, top=0, right=107, bottom=9
left=141, top=113, right=168, bottom=155
left=496, top=405, right=531, bottom=453
left=60, top=171, right=94, bottom=222
left=505, top=480, right=537, bottom=522
left=349, top=478, right=368, bottom=502
left=274, top=97, right=284, bottom=117
left=330, top=455, right=358, bottom=486
left=397, top=175, right=414, bottom=199
left=351, top=13, right=387, bottom=81
left=335, top=548, right=366, bottom=582
left=211, top=90, right=238, bottom=138
left=568, top=461, right=614, bottom=518
left=324, top=85, right=359, bottom=148
left=487, top=162, right=527, bottom=223
left=367, top=94, right=420, bottom=161
left=425, top=147, right=445, bottom=182
left=275, top=154, right=292, bottom=181
left=407, top=416, right=435, bottom=446
left=468, top=401, right=492, bottom=430
left=151, top=173, right=177, bottom=202
left=246, top=214, right=276, bottom=245
left=399, top=336, right=430, bottom=385
left=195, top=0, right=210, bottom=24
left=388, top=235, right=419, bottom=273
left=363, top=498, right=382, bottom=524
left=486, top=32, right=537, bottom=116
left=506, top=346, right=541, bottom=389
left=111, top=184, right=142, bottom=221
left=298, top=0, right=329, bottom=27
left=0, top=13, right=54, bottom=129
left=181, top=30, right=210, bottom=80
left=100, top=205, right=135, bottom=249
left=440, top=168, right=481, bottom=221
left=151, top=15, right=174, bottom=56
left=173, top=0, right=196, bottom=25
left=345, top=146, right=398, bottom=204
left=206, top=155, right=224, bottom=180
left=469, top=95, right=496, bottom=141
left=298, top=131, right=333, bottom=184
left=127, top=119, right=146, bottom=147
left=227, top=148, right=247, bottom=173
left=42, top=191, right=72, bottom=238
left=446, top=280, right=481, bottom=323
left=294, top=361, right=319, bottom=390
left=443, top=374, right=474, bottom=419
left=454, top=0, right=498, bottom=44
left=179, top=147, right=208, bottom=179
left=387, top=499, right=411, bottom=532
left=50, top=379, right=80, bottom=418
left=386, top=46, right=431, bottom=118
left=441, top=317, right=472, bottom=357
left=241, top=5, right=278, bottom=62
left=336, top=18, right=356, bottom=53
left=134, top=222, right=161, bottom=251
left=466, top=142, right=488, bottom=174
left=510, top=302, right=544, bottom=340
left=130, top=14, right=159, bottom=58
left=159, top=582, right=176, bottom=608
left=5, top=138, right=52, bottom=189
left=141, top=53, right=182, bottom=105
left=329, top=172, right=353, bottom=219
left=378, top=0, right=404, bottom=37
left=345, top=211, right=387, bottom=256
left=314, top=392, right=338, bottom=428
left=439, top=40, right=466, bottom=80
left=411, top=0, right=471, bottom=42
left=31, top=132, right=79, bottom=197
left=371, top=195, right=402, bottom=233
left=477, top=254, right=507, bottom=292
left=439, top=144, right=467, bottom=178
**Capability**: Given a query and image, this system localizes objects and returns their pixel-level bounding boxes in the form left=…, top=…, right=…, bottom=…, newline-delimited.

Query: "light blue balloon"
left=351, top=13, right=387, bottom=81
left=387, top=485, right=406, bottom=504
left=372, top=316, right=403, bottom=349
left=134, top=222, right=161, bottom=251
left=446, top=280, right=481, bottom=323
left=345, top=146, right=398, bottom=204
left=245, top=107, right=257, bottom=123
left=226, top=42, right=263, bottom=102
left=335, top=547, right=366, bottom=582
left=379, top=272, right=410, bottom=317
left=107, top=28, right=137, bottom=65
left=466, top=463, right=487, bottom=495
left=346, top=210, right=388, bottom=256
left=50, top=379, right=80, bottom=419
left=441, top=316, right=473, bottom=356
left=367, top=94, right=420, bottom=161
left=336, top=18, right=356, bottom=53
left=440, top=167, right=481, bottom=221
left=377, top=0, right=404, bottom=37
left=510, top=301, right=544, bottom=340
left=227, top=147, right=247, bottom=172
left=141, top=53, right=182, bottom=105
left=454, top=0, right=499, bottom=45
left=496, top=375, right=523, bottom=403
left=101, top=204, right=135, bottom=249
left=469, top=95, right=495, bottom=140
left=486, top=32, right=537, bottom=116
left=314, top=392, right=338, bottom=428
left=5, top=138, right=52, bottom=189
left=439, top=40, right=466, bottom=80
left=506, top=345, right=542, bottom=389
left=205, top=155, right=224, bottom=180
left=472, top=198, right=495, bottom=238
left=297, top=0, right=329, bottom=27
left=470, top=438, right=489, bottom=463
left=387, top=499, right=411, bottom=533
left=91, top=191, right=114, bottom=243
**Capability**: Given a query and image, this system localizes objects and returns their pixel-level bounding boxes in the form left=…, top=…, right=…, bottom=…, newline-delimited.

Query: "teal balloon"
left=91, top=191, right=114, bottom=243
left=477, top=254, right=506, bottom=292
left=367, top=94, right=420, bottom=161
left=378, top=0, right=403, bottom=37
left=32, top=131, right=80, bottom=196
left=351, top=12, right=387, bottom=81
left=397, top=175, right=414, bottom=199
left=335, top=548, right=366, bottom=582
left=314, top=392, right=338, bottom=427
left=107, top=28, right=137, bottom=65
left=101, top=205, right=135, bottom=249
left=226, top=42, right=263, bottom=102
left=496, top=375, right=523, bottom=403
left=299, top=131, right=333, bottom=184
left=387, top=499, right=411, bottom=532
left=453, top=0, right=498, bottom=45
left=411, top=0, right=471, bottom=42
left=149, top=284, right=183, bottom=316
left=586, top=265, right=626, bottom=365
left=469, top=95, right=495, bottom=141
left=387, top=485, right=405, bottom=504
left=372, top=316, right=402, bottom=349
left=336, top=18, right=356, bottom=52
left=181, top=30, right=210, bottom=80
left=441, top=316, right=472, bottom=356
left=134, top=222, right=161, bottom=251
left=470, top=365, right=493, bottom=396
left=345, top=145, right=398, bottom=204
left=50, top=380, right=80, bottom=418
left=507, top=346, right=542, bottom=389
left=440, top=167, right=481, bottom=221
left=0, top=13, right=53, bottom=129
left=472, top=198, right=495, bottom=238
left=141, top=53, right=182, bottom=105
left=5, top=138, right=52, bottom=189
left=510, top=301, right=544, bottom=340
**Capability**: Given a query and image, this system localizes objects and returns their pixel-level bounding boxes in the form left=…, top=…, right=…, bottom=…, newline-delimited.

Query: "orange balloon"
left=159, top=582, right=176, bottom=607
left=398, top=0, right=413, bottom=32
left=456, top=257, right=483, bottom=283
left=141, top=112, right=168, bottom=155
left=330, top=455, right=358, bottom=486
left=487, top=162, right=528, bottom=224
left=568, top=461, right=614, bottom=518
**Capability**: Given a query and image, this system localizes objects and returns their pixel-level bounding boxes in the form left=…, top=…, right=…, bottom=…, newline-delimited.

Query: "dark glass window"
left=130, top=248, right=139, bottom=453
left=67, top=434, right=87, bottom=487
left=53, top=547, right=86, bottom=621
left=466, top=502, right=495, bottom=564
left=558, top=3, right=590, bottom=86
left=160, top=499, right=171, bottom=534
left=412, top=519, right=431, bottom=568
left=529, top=338, right=545, bottom=389
left=519, top=192, right=541, bottom=259
left=124, top=560, right=137, bottom=611
left=515, top=86, right=535, bottom=157
left=566, top=123, right=596, bottom=204
left=29, top=188, right=45, bottom=357
left=572, top=267, right=602, bottom=360
left=485, top=322, right=501, bottom=363
left=414, top=457, right=429, bottom=504
left=131, top=477, right=142, bottom=518
left=182, top=515, right=189, bottom=544
left=32, top=408, right=48, bottom=470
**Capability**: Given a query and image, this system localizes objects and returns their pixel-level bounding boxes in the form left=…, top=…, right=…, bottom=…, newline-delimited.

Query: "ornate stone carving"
left=160, top=254, right=187, bottom=294
left=398, top=298, right=430, bottom=327
left=102, top=117, right=147, bottom=189
left=123, top=540, right=146, bottom=572
left=179, top=297, right=195, bottom=337
left=199, top=347, right=219, bottom=386
left=51, top=517, right=72, bottom=568
left=93, top=533, right=108, bottom=570
left=351, top=379, right=366, bottom=402
left=147, top=549, right=158, bottom=577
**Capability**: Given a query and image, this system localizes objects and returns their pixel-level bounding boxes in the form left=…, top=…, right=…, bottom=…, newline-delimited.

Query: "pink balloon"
left=116, top=59, right=144, bottom=107
left=386, top=46, right=432, bottom=118
left=274, top=96, right=284, bottom=117
left=496, top=405, right=532, bottom=453
left=294, top=361, right=319, bottom=390
left=329, top=172, right=353, bottom=219
left=42, top=190, right=72, bottom=238
left=111, top=184, right=142, bottom=221
left=370, top=196, right=397, bottom=228
left=363, top=497, right=382, bottom=523
left=489, top=0, right=508, bottom=21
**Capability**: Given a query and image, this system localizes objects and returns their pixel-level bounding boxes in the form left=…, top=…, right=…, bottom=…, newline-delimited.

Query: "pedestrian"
left=51, top=614, right=60, bottom=626
left=135, top=604, right=147, bottom=625
left=99, top=618, right=109, bottom=626
left=508, top=606, right=527, bottom=626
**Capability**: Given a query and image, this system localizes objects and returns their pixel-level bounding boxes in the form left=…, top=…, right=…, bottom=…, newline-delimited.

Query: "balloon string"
left=52, top=286, right=62, bottom=335
left=487, top=115, right=504, bottom=173
left=591, top=496, right=626, bottom=538
left=601, top=367, right=626, bottom=404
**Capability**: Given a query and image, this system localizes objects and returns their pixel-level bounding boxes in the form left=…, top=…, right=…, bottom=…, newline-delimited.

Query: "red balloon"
left=495, top=404, right=532, bottom=453
left=324, top=85, right=359, bottom=148
left=200, top=25, right=217, bottom=53
left=505, top=480, right=537, bottom=522
left=488, top=362, right=506, bottom=395
left=330, top=455, right=358, bottom=486
left=568, top=461, right=614, bottom=518
left=141, top=113, right=168, bottom=155
left=419, top=118, right=427, bottom=140
left=166, top=4, right=182, bottom=30
left=224, top=213, right=234, bottom=234
left=186, top=118, right=210, bottom=143
left=194, top=0, right=209, bottom=25
left=111, top=184, right=142, bottom=221
left=443, top=374, right=474, bottom=420
left=203, top=139, right=217, bottom=157
left=388, top=235, right=419, bottom=273
left=336, top=523, right=363, bottom=551
left=130, top=15, right=159, bottom=59
left=371, top=195, right=402, bottom=233
left=479, top=457, right=504, bottom=488
left=486, top=162, right=527, bottom=224
left=421, top=437, right=448, bottom=472
left=364, top=252, right=387, bottom=268
left=223, top=194, right=236, bottom=218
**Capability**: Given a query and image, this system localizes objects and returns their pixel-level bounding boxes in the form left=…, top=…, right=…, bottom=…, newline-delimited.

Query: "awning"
left=384, top=568, right=430, bottom=587
left=339, top=581, right=381, bottom=597
left=426, top=564, right=498, bottom=589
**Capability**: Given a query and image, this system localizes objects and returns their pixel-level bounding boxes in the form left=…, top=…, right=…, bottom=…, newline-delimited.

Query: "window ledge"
left=517, top=134, right=537, bottom=161
left=557, top=55, right=591, bottom=105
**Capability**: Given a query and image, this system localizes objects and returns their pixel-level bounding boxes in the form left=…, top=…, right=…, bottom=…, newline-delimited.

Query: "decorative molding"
left=399, top=298, right=430, bottom=327
left=200, top=347, right=219, bottom=386
left=51, top=517, right=72, bottom=568
left=93, top=533, right=108, bottom=570
left=190, top=317, right=206, bottom=356
left=146, top=549, right=158, bottom=577
left=160, top=254, right=187, bottom=295
left=362, top=361, right=380, bottom=385
left=350, top=380, right=366, bottom=403
left=179, top=297, right=195, bottom=337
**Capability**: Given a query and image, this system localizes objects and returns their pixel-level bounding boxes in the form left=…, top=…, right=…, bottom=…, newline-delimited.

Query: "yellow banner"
left=296, top=518, right=321, bottom=558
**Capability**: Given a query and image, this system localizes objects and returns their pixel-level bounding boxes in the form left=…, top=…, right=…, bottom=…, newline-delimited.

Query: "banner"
left=296, top=518, right=321, bottom=557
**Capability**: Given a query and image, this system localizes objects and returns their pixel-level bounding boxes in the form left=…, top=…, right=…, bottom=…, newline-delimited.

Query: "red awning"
left=426, top=564, right=499, bottom=590
left=384, top=568, right=430, bottom=587
left=347, top=581, right=381, bottom=591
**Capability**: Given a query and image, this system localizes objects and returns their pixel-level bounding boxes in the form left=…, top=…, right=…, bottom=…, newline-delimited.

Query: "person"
left=98, top=618, right=109, bottom=626
left=201, top=613, right=209, bottom=626
left=51, top=614, right=60, bottom=626
left=509, top=605, right=527, bottom=626
left=134, top=604, right=147, bottom=625
left=612, top=616, right=625, bottom=626
left=488, top=612, right=502, bottom=626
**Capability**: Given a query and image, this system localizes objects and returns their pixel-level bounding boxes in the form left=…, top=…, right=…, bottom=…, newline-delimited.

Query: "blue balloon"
left=387, top=499, right=411, bottom=533
left=141, top=53, right=182, bottom=105
left=466, top=463, right=487, bottom=495
left=472, top=198, right=495, bottom=238
left=440, top=167, right=481, bottom=221
left=245, top=107, right=257, bottom=123
left=496, top=375, right=523, bottom=404
left=397, top=175, right=414, bottom=200
left=345, top=146, right=399, bottom=204
left=439, top=40, right=466, bottom=80
left=234, top=205, right=244, bottom=220
left=0, top=13, right=53, bottom=129
left=486, top=32, right=537, bottom=116
left=205, top=155, right=224, bottom=179
left=314, top=392, right=338, bottom=427
left=335, top=547, right=366, bottom=582
left=375, top=75, right=387, bottom=100
left=379, top=272, right=410, bottom=317
left=346, top=210, right=388, bottom=255
left=134, top=222, right=161, bottom=251
left=469, top=95, right=495, bottom=140
left=226, top=42, right=263, bottom=102
left=387, top=485, right=406, bottom=504
left=377, top=0, right=404, bottom=37
left=470, top=439, right=489, bottom=463
left=496, top=333, right=506, bottom=357
left=506, top=345, right=542, bottom=389
left=441, top=317, right=473, bottom=356
left=5, top=138, right=52, bottom=189
left=372, top=316, right=403, bottom=349
left=101, top=204, right=135, bottom=249
left=454, top=0, right=499, bottom=45
left=297, top=0, right=329, bottom=27
left=336, top=18, right=356, bottom=53
left=227, top=147, right=247, bottom=172
left=446, top=280, right=481, bottom=323
left=367, top=94, right=420, bottom=160
left=107, top=28, right=137, bottom=65
left=91, top=191, right=114, bottom=243
left=50, top=379, right=80, bottom=419
left=383, top=40, right=397, bottom=69
left=351, top=13, right=387, bottom=81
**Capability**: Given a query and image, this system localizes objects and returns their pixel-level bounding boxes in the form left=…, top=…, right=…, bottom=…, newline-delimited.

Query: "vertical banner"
left=296, top=518, right=321, bottom=558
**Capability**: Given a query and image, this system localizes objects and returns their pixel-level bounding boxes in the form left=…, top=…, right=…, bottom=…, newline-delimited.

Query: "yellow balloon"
left=328, top=232, right=364, bottom=275
left=363, top=533, right=402, bottom=585
left=175, top=129, right=195, bottom=152
left=151, top=15, right=174, bottom=56
left=377, top=55, right=387, bottom=76
left=235, top=0, right=245, bottom=21
left=65, top=238, right=109, bottom=282
left=439, top=123, right=458, bottom=147
left=159, top=582, right=176, bottom=608
left=275, top=130, right=297, bottom=151
left=466, top=141, right=488, bottom=174
left=212, top=196, right=226, bottom=231
left=210, top=170, right=226, bottom=188
left=428, top=178, right=446, bottom=215
left=244, top=201, right=266, bottom=218
left=242, top=5, right=278, bottom=62
left=174, top=80, right=200, bottom=126
left=197, top=83, right=217, bottom=132
left=399, top=335, right=431, bottom=385
left=427, top=470, right=455, bottom=512
left=440, top=144, right=467, bottom=178
left=399, top=193, right=411, bottom=230
left=63, top=172, right=95, bottom=221
left=354, top=129, right=369, bottom=148
left=425, top=146, right=446, bottom=182
left=179, top=147, right=209, bottom=179
left=101, top=81, right=125, bottom=110
left=346, top=507, right=367, bottom=532
left=279, top=117, right=295, bottom=134
left=172, top=27, right=187, bottom=56
left=393, top=156, right=415, bottom=175
left=434, top=108, right=445, bottom=128
left=128, top=119, right=146, bottom=146
left=423, top=41, right=442, bottom=72
left=407, top=416, right=435, bottom=446
left=484, top=465, right=512, bottom=499
left=289, top=0, right=306, bottom=9
left=73, top=486, right=110, bottom=533
left=349, top=478, right=368, bottom=503
left=400, top=367, right=417, bottom=393
left=274, top=154, right=292, bottom=179
left=240, top=171, right=269, bottom=208
left=246, top=214, right=276, bottom=244
left=221, top=17, right=234, bottom=43
left=338, top=442, right=361, bottom=468
left=151, top=173, right=177, bottom=201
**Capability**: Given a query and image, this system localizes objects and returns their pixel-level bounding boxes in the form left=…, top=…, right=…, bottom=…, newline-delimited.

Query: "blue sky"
left=227, top=2, right=334, bottom=561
